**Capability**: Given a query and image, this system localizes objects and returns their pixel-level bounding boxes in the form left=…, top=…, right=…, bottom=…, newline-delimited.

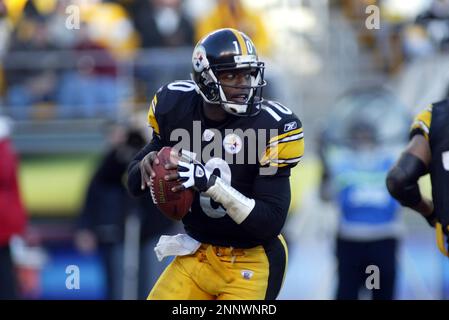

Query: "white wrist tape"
left=205, top=176, right=255, bottom=224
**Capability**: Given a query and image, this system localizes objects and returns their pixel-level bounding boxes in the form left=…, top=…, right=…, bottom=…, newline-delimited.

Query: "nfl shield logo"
left=241, top=270, right=254, bottom=280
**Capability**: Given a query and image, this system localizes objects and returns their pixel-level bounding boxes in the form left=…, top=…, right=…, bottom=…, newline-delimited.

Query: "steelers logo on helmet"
left=190, top=28, right=266, bottom=117
left=192, top=45, right=208, bottom=73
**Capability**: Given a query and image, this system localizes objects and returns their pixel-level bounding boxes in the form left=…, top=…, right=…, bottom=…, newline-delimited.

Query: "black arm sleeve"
left=126, top=136, right=164, bottom=197
left=240, top=168, right=291, bottom=241
left=386, top=152, right=427, bottom=207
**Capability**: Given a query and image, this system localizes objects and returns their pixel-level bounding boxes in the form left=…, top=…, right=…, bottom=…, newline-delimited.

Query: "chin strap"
left=205, top=175, right=255, bottom=224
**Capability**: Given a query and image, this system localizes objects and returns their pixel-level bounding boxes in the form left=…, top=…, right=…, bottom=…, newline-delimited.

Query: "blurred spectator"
left=78, top=0, right=139, bottom=60
left=417, top=0, right=449, bottom=23
left=195, top=0, right=272, bottom=57
left=375, top=4, right=406, bottom=74
left=57, top=22, right=119, bottom=119
left=58, top=0, right=140, bottom=119
left=4, top=0, right=56, bottom=27
left=401, top=24, right=435, bottom=60
left=412, top=0, right=449, bottom=53
left=341, top=0, right=413, bottom=73
left=0, top=0, right=12, bottom=99
left=129, top=0, right=194, bottom=108
left=0, top=0, right=11, bottom=59
left=46, top=0, right=79, bottom=49
left=74, top=124, right=176, bottom=299
left=319, top=119, right=402, bottom=300
left=131, top=0, right=194, bottom=48
left=0, top=116, right=28, bottom=299
left=4, top=15, right=58, bottom=119
left=3, top=0, right=27, bottom=27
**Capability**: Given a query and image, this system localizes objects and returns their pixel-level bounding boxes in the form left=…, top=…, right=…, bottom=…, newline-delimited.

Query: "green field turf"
left=19, top=154, right=100, bottom=217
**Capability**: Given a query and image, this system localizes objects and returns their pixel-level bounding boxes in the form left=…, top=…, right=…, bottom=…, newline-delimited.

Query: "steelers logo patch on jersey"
left=203, top=129, right=215, bottom=142
left=223, top=133, right=243, bottom=154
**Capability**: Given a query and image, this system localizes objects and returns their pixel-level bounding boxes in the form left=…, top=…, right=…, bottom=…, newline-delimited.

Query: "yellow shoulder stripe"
left=410, top=104, right=432, bottom=141
left=260, top=138, right=304, bottom=167
left=269, top=128, right=303, bottom=145
left=147, top=94, right=160, bottom=135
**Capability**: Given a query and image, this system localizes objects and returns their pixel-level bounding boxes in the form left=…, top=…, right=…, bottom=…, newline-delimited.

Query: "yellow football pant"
left=148, top=235, right=288, bottom=300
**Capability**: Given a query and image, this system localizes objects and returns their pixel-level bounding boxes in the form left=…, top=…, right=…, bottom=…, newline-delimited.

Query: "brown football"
left=149, top=147, right=194, bottom=220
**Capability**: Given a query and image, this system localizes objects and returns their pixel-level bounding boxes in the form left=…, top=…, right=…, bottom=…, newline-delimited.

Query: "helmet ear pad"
left=200, top=69, right=220, bottom=102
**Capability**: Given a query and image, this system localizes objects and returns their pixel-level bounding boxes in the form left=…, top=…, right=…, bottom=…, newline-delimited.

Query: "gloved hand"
left=178, top=160, right=211, bottom=192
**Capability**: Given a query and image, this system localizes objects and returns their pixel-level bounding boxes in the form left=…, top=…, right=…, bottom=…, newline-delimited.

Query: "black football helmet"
left=191, top=28, right=266, bottom=116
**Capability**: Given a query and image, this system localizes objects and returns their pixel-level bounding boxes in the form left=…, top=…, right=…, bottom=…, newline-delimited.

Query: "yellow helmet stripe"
left=229, top=28, right=247, bottom=55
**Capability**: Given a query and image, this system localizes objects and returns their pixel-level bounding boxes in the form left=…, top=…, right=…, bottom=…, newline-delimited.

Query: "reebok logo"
left=284, top=121, right=297, bottom=132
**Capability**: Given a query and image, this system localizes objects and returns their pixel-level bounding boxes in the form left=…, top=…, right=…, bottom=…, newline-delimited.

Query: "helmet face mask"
left=191, top=28, right=266, bottom=117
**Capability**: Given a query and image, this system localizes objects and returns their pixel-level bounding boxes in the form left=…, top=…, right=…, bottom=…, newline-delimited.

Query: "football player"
left=127, top=28, right=304, bottom=300
left=386, top=100, right=449, bottom=257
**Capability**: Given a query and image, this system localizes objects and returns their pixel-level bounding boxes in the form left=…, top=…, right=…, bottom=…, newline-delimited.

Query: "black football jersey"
left=146, top=80, right=304, bottom=247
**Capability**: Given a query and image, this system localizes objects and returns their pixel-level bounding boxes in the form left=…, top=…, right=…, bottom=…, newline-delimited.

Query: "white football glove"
left=178, top=160, right=211, bottom=192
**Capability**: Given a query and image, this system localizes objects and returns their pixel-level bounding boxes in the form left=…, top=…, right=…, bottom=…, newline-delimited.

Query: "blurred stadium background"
left=2, top=0, right=449, bottom=299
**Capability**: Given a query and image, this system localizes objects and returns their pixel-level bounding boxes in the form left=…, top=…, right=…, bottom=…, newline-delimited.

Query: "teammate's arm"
left=386, top=124, right=435, bottom=226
